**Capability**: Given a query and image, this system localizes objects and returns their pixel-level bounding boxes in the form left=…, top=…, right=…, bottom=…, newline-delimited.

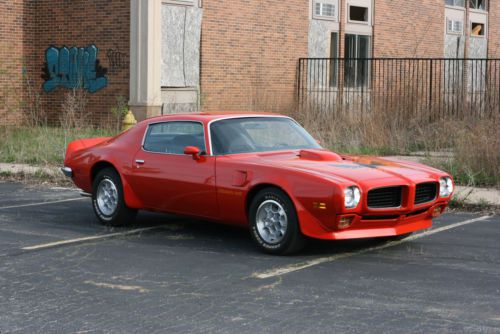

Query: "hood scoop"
left=298, top=149, right=342, bottom=162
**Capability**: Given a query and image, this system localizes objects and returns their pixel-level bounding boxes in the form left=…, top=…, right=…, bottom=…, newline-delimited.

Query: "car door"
left=128, top=121, right=218, bottom=219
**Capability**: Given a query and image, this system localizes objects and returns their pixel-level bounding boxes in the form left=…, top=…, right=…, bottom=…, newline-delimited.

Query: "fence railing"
left=297, top=58, right=500, bottom=121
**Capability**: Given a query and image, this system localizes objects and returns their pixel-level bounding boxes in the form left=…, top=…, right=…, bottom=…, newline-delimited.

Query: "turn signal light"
left=338, top=216, right=354, bottom=229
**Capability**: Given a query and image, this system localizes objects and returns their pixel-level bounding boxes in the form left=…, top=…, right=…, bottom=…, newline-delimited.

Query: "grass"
left=1, top=111, right=498, bottom=189
left=292, top=106, right=499, bottom=188
left=0, top=126, right=117, bottom=166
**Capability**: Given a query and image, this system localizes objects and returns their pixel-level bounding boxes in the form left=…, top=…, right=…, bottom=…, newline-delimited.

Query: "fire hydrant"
left=122, top=110, right=137, bottom=132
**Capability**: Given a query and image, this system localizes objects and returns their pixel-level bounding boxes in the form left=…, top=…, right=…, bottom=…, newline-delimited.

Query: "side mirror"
left=184, top=146, right=201, bottom=160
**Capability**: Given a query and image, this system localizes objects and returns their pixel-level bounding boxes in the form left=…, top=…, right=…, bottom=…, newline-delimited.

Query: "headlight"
left=344, top=186, right=361, bottom=209
left=439, top=177, right=454, bottom=197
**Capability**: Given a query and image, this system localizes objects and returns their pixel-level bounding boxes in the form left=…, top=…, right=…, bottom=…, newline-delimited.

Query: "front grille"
left=414, top=182, right=438, bottom=205
left=367, top=186, right=403, bottom=208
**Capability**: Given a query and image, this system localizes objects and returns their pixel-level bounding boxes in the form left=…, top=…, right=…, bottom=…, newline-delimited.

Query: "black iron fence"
left=297, top=58, right=500, bottom=121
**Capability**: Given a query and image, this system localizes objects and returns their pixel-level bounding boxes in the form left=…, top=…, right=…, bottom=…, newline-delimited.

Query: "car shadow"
left=127, top=211, right=391, bottom=257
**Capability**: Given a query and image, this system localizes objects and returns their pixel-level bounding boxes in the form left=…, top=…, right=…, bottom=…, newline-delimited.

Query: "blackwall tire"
left=92, top=168, right=137, bottom=227
left=249, top=188, right=306, bottom=255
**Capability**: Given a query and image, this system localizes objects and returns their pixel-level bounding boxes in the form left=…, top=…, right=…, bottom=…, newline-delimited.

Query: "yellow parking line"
left=252, top=215, right=492, bottom=279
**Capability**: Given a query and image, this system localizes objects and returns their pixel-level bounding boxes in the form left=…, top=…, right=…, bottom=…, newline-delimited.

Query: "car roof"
left=142, top=112, right=288, bottom=125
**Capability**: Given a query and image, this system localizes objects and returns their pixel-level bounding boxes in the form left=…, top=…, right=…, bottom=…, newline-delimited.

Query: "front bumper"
left=61, top=166, right=72, bottom=178
left=309, top=203, right=448, bottom=240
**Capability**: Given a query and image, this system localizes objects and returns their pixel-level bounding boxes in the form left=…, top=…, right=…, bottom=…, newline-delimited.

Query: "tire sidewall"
left=249, top=189, right=300, bottom=254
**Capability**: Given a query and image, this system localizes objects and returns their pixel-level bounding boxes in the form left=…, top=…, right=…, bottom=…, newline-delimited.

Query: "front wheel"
left=92, top=168, right=137, bottom=226
left=248, top=188, right=306, bottom=255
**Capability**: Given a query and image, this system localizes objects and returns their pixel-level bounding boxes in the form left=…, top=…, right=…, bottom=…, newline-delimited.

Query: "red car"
left=62, top=113, right=454, bottom=254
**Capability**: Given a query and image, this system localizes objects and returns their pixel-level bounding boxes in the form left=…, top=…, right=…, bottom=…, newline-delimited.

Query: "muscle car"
left=62, top=113, right=454, bottom=254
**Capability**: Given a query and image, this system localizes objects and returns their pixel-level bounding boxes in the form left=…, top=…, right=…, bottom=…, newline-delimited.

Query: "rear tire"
left=92, top=168, right=137, bottom=227
left=249, top=188, right=306, bottom=255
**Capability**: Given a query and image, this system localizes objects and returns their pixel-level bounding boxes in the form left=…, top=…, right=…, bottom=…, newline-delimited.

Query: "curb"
left=0, top=163, right=60, bottom=177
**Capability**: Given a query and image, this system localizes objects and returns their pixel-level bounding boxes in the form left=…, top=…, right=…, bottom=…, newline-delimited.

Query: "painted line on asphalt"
left=21, top=226, right=163, bottom=251
left=0, top=197, right=86, bottom=210
left=252, top=215, right=493, bottom=279
left=84, top=280, right=150, bottom=293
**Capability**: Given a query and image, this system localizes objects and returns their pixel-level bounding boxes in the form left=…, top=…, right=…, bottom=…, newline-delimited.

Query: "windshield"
left=210, top=117, right=321, bottom=155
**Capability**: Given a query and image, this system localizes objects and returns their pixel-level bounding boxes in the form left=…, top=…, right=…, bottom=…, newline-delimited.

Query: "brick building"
left=0, top=0, right=498, bottom=125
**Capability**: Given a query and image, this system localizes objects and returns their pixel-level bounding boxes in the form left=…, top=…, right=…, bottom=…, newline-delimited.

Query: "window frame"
left=162, top=0, right=198, bottom=7
left=142, top=120, right=207, bottom=156
left=347, top=5, right=370, bottom=24
left=344, top=33, right=372, bottom=88
left=329, top=32, right=339, bottom=88
left=469, top=0, right=487, bottom=11
left=446, top=18, right=464, bottom=35
left=470, top=21, right=486, bottom=37
left=207, top=115, right=315, bottom=156
left=312, top=0, right=339, bottom=21
left=445, top=0, right=465, bottom=8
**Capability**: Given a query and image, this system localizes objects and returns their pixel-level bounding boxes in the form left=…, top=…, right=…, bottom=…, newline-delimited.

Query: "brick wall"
left=488, top=0, right=500, bottom=57
left=200, top=0, right=309, bottom=113
left=0, top=0, right=31, bottom=125
left=373, top=0, right=445, bottom=58
left=27, top=0, right=130, bottom=126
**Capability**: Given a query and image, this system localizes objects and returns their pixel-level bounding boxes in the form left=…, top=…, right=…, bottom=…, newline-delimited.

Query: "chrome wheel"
left=255, top=199, right=288, bottom=244
left=96, top=179, right=118, bottom=216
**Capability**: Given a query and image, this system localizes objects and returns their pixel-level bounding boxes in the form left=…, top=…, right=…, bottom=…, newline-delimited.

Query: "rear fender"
left=89, top=160, right=144, bottom=210
left=64, top=137, right=112, bottom=164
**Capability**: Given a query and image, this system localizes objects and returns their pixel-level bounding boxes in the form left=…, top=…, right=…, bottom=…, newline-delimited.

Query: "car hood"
left=239, top=149, right=444, bottom=186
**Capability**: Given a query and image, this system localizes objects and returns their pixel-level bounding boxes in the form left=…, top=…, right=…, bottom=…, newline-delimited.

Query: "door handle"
left=135, top=159, right=145, bottom=165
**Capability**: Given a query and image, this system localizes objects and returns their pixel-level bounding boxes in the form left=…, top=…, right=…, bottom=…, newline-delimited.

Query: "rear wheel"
left=92, top=168, right=137, bottom=226
left=249, top=188, right=306, bottom=255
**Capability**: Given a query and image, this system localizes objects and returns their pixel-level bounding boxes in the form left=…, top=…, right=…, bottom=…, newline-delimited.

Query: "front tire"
left=92, top=168, right=137, bottom=226
left=249, top=188, right=306, bottom=255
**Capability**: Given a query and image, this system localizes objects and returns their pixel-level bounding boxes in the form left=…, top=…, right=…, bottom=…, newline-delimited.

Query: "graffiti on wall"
left=41, top=44, right=108, bottom=93
left=106, top=49, right=127, bottom=73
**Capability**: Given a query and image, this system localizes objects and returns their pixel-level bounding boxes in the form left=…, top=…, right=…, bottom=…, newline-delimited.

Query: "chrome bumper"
left=61, top=167, right=73, bottom=178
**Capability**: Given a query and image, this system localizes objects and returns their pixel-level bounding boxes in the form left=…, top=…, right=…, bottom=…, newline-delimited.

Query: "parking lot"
left=0, top=181, right=499, bottom=333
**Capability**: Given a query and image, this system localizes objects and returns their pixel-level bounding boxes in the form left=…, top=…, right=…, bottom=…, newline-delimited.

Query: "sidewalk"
left=1, top=162, right=499, bottom=207
left=0, top=163, right=60, bottom=177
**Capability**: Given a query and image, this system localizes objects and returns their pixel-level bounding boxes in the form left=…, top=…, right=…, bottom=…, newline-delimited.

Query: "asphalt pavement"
left=0, top=182, right=499, bottom=333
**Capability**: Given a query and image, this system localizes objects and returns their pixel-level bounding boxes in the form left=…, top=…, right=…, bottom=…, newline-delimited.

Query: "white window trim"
left=312, top=0, right=338, bottom=22
left=162, top=0, right=197, bottom=7
left=444, top=0, right=465, bottom=9
left=469, top=8, right=488, bottom=14
left=445, top=5, right=465, bottom=11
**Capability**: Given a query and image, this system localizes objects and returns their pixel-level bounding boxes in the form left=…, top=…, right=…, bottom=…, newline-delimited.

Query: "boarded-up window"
left=161, top=4, right=203, bottom=87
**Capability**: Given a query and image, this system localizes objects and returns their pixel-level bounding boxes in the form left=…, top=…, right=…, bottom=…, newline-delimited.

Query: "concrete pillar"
left=129, top=0, right=163, bottom=121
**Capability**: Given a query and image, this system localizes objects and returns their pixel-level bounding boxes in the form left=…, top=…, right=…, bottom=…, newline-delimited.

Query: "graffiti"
left=107, top=49, right=127, bottom=73
left=41, top=44, right=108, bottom=93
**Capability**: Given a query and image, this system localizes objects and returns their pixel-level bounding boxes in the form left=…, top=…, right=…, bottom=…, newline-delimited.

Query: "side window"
left=143, top=122, right=206, bottom=154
